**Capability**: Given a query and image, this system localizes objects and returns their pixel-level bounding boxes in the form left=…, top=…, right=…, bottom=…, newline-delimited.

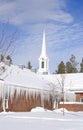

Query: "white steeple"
left=41, top=30, right=46, bottom=57
left=38, top=31, right=49, bottom=74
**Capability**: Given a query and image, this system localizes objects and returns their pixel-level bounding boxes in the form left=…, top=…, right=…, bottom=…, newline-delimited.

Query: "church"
left=0, top=32, right=53, bottom=112
left=0, top=31, right=83, bottom=112
left=37, top=31, right=83, bottom=111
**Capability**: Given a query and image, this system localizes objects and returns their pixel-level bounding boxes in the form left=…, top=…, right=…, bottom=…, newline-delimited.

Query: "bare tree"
left=49, top=79, right=63, bottom=110
left=0, top=22, right=18, bottom=62
left=56, top=74, right=66, bottom=115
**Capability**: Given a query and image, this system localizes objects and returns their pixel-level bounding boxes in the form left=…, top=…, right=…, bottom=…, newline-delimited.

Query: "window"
left=41, top=61, right=44, bottom=68
left=80, top=98, right=83, bottom=102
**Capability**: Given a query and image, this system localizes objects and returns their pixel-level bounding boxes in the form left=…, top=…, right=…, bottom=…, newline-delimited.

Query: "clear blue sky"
left=0, top=0, right=83, bottom=73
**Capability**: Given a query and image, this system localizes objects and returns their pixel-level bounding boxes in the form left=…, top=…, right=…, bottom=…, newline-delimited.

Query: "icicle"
left=25, top=89, right=29, bottom=100
left=0, top=83, right=3, bottom=99
left=16, top=87, right=21, bottom=97
left=8, top=85, right=16, bottom=102
left=39, top=90, right=44, bottom=107
left=35, top=89, right=40, bottom=100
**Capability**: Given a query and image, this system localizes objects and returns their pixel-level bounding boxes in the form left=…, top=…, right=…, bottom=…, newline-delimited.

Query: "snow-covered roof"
left=0, top=63, right=83, bottom=92
left=0, top=64, right=49, bottom=90
left=41, top=73, right=83, bottom=91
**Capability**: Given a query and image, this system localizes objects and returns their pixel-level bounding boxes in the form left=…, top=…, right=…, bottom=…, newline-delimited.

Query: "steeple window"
left=41, top=61, right=44, bottom=68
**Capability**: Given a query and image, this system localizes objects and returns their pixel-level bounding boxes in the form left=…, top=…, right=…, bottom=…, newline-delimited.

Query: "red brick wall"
left=0, top=90, right=53, bottom=112
left=58, top=93, right=83, bottom=112
left=7, top=92, right=40, bottom=112
left=58, top=103, right=83, bottom=111
left=76, top=93, right=83, bottom=102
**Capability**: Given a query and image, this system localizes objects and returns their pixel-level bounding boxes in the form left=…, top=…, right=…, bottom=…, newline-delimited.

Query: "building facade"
left=0, top=83, right=53, bottom=112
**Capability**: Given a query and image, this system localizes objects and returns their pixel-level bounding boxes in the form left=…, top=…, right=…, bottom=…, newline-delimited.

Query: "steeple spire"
left=41, top=30, right=46, bottom=57
left=38, top=30, right=49, bottom=75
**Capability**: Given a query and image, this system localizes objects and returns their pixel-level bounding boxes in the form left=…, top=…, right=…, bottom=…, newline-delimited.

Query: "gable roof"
left=0, top=64, right=49, bottom=91
left=41, top=73, right=83, bottom=91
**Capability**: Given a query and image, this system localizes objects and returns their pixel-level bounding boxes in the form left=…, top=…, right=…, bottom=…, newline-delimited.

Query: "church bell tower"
left=38, top=31, right=49, bottom=74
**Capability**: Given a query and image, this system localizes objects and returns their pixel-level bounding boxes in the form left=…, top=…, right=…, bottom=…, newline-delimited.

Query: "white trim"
left=60, top=102, right=83, bottom=104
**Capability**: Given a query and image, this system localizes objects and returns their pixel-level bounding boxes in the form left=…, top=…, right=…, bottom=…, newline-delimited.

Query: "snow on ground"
left=0, top=107, right=83, bottom=130
left=0, top=64, right=83, bottom=130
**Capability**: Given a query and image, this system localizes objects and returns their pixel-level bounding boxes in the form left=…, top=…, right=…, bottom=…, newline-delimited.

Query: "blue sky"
left=0, top=0, right=83, bottom=73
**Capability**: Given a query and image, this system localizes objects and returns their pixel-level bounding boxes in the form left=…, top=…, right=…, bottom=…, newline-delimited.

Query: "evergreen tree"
left=27, top=61, right=32, bottom=70
left=57, top=61, right=65, bottom=74
left=66, top=61, right=73, bottom=73
left=69, top=54, right=78, bottom=73
left=6, top=55, right=12, bottom=64
left=80, top=58, right=83, bottom=73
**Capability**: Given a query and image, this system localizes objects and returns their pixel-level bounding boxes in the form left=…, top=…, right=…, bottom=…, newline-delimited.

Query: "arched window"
left=41, top=61, right=44, bottom=68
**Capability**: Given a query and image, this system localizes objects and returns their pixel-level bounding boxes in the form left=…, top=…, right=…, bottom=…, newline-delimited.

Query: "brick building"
left=42, top=73, right=83, bottom=111
left=0, top=63, right=53, bottom=112
left=58, top=89, right=83, bottom=111
left=0, top=83, right=53, bottom=112
left=0, top=63, right=83, bottom=112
